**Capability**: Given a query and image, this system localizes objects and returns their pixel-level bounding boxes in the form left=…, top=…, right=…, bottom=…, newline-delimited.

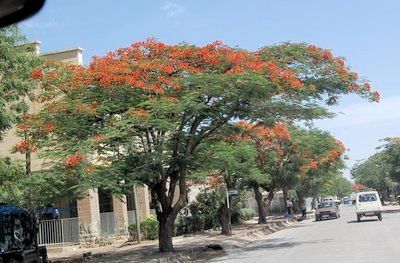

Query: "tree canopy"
left=22, top=39, right=378, bottom=252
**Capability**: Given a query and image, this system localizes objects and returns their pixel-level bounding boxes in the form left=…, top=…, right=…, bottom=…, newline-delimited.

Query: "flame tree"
left=26, top=40, right=377, bottom=251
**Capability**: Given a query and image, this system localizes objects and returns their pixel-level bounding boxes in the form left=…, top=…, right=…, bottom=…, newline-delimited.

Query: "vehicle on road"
left=315, top=201, right=340, bottom=221
left=343, top=197, right=351, bottom=205
left=356, top=191, right=382, bottom=222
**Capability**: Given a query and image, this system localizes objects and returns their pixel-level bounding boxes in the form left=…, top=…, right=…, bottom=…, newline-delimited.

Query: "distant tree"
left=380, top=138, right=400, bottom=184
left=351, top=150, right=396, bottom=201
left=236, top=121, right=291, bottom=223
left=194, top=140, right=259, bottom=234
left=319, top=174, right=353, bottom=198
left=293, top=128, right=347, bottom=203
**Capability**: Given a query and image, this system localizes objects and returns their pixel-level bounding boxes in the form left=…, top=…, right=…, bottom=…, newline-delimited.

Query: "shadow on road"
left=286, top=224, right=310, bottom=229
left=209, top=238, right=334, bottom=262
left=347, top=219, right=379, bottom=224
left=313, top=218, right=340, bottom=223
left=246, top=238, right=332, bottom=251
left=382, top=209, right=400, bottom=214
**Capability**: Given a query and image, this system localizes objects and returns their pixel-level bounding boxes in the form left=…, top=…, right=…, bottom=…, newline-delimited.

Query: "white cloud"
left=161, top=2, right=185, bottom=18
left=317, top=96, right=400, bottom=129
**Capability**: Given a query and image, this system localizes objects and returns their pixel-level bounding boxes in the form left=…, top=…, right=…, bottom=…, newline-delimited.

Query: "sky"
left=19, top=0, right=400, bottom=179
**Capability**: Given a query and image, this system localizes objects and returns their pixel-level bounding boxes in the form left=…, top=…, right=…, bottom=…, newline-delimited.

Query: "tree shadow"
left=313, top=217, right=339, bottom=222
left=208, top=237, right=333, bottom=262
left=382, top=209, right=400, bottom=214
left=347, top=219, right=379, bottom=224
left=286, top=224, right=309, bottom=229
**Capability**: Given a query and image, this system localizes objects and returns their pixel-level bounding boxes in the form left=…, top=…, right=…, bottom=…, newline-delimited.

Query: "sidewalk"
left=382, top=204, right=400, bottom=213
left=48, top=216, right=301, bottom=262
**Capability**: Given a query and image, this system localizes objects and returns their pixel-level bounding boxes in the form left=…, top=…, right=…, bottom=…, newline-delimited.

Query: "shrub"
left=240, top=208, right=255, bottom=221
left=187, top=214, right=205, bottom=233
left=128, top=223, right=139, bottom=241
left=128, top=215, right=159, bottom=241
left=231, top=210, right=242, bottom=225
left=141, top=215, right=159, bottom=240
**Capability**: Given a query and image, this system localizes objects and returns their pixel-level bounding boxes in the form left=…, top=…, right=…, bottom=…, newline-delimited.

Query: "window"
left=318, top=201, right=334, bottom=208
left=359, top=193, right=377, bottom=202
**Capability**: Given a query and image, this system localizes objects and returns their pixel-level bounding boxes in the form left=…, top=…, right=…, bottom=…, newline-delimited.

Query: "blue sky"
left=20, top=0, right=400, bottom=179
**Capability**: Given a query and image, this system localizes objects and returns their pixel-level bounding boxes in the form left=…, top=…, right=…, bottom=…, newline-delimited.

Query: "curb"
left=230, top=218, right=295, bottom=240
left=50, top=218, right=300, bottom=263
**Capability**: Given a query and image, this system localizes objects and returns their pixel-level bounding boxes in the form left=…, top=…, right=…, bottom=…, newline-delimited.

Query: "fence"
left=127, top=209, right=157, bottom=225
left=99, top=212, right=118, bottom=235
left=37, top=217, right=79, bottom=246
left=37, top=210, right=157, bottom=246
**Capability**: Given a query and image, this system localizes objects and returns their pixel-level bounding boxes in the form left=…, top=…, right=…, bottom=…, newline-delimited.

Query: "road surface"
left=211, top=205, right=400, bottom=263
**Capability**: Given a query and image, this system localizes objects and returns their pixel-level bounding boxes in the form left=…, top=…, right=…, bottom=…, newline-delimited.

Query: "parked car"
left=356, top=191, right=382, bottom=222
left=315, top=201, right=340, bottom=221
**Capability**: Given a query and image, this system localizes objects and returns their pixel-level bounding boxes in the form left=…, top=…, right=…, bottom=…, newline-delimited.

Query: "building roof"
left=40, top=47, right=83, bottom=56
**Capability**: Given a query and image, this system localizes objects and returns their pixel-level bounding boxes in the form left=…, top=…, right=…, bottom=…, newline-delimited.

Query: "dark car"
left=315, top=201, right=340, bottom=221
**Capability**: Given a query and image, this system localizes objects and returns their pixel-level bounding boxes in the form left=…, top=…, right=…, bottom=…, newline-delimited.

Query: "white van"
left=356, top=191, right=382, bottom=222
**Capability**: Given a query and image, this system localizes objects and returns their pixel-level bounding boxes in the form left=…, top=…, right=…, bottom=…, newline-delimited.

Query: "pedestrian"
left=286, top=198, right=293, bottom=216
left=301, top=199, right=307, bottom=219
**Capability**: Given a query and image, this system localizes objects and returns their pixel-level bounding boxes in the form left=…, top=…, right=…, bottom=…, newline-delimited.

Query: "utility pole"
left=133, top=185, right=141, bottom=244
left=225, top=169, right=232, bottom=236
left=226, top=189, right=232, bottom=235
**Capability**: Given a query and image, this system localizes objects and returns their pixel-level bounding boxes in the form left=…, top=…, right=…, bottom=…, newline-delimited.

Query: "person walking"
left=301, top=199, right=307, bottom=219
left=286, top=198, right=293, bottom=216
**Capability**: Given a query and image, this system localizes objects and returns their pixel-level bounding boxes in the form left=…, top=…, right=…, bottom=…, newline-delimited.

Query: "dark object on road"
left=206, top=244, right=224, bottom=250
left=82, top=251, right=92, bottom=261
left=0, top=203, right=48, bottom=262
left=315, top=201, right=340, bottom=221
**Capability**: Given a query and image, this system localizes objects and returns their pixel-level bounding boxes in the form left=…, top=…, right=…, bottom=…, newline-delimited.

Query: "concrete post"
left=112, top=195, right=129, bottom=235
left=135, top=186, right=151, bottom=221
left=77, top=188, right=101, bottom=246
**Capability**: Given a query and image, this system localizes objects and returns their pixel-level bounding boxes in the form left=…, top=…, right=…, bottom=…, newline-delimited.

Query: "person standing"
left=301, top=199, right=307, bottom=219
left=311, top=198, right=317, bottom=210
left=286, top=198, right=293, bottom=216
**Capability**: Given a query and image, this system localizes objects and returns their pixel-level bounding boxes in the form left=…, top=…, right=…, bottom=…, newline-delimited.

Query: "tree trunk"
left=218, top=202, right=230, bottom=235
left=253, top=184, right=266, bottom=224
left=282, top=188, right=288, bottom=209
left=297, top=192, right=304, bottom=215
left=297, top=193, right=304, bottom=209
left=266, top=191, right=274, bottom=213
left=158, top=215, right=175, bottom=252
left=152, top=171, right=186, bottom=252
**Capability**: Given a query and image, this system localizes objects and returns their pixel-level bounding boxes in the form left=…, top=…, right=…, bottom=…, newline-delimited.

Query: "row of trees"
left=352, top=138, right=400, bottom=200
left=0, top=26, right=378, bottom=252
left=193, top=123, right=352, bottom=233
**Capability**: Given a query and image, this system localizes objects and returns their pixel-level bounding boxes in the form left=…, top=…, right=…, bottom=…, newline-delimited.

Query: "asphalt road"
left=211, top=205, right=400, bottom=263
